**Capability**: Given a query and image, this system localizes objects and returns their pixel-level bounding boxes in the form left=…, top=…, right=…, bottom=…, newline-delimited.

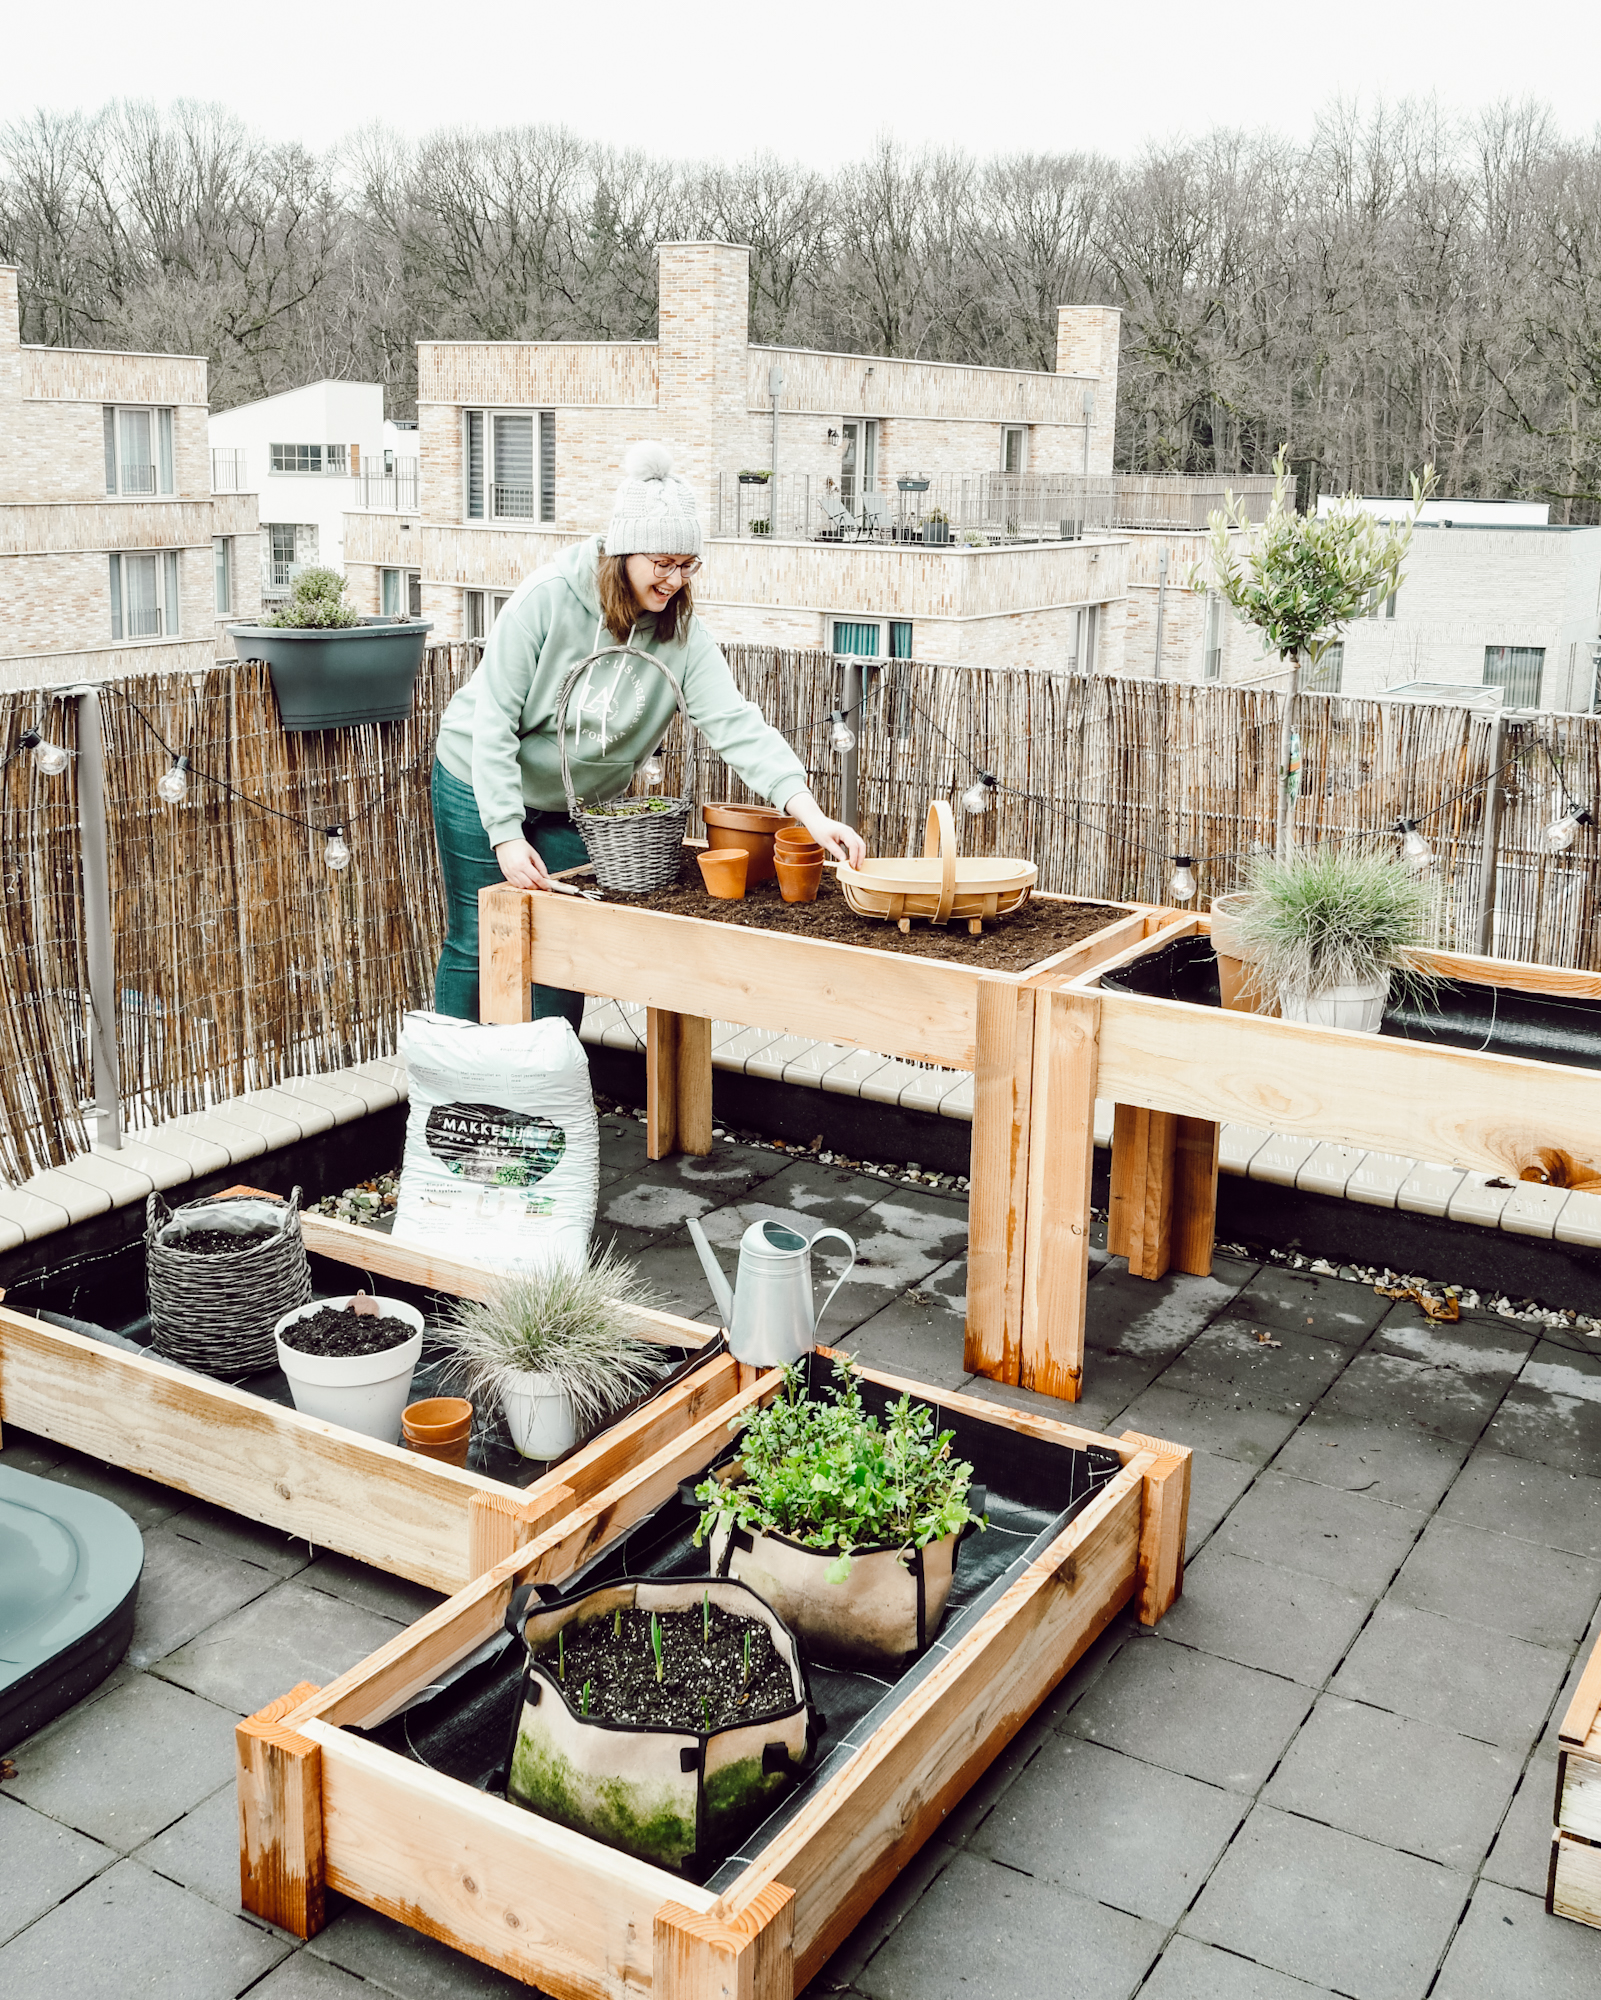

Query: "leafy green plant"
left=265, top=565, right=362, bottom=630
left=438, top=1243, right=664, bottom=1432
left=925, top=508, right=949, bottom=525
left=696, top=1357, right=982, bottom=1584
left=748, top=517, right=771, bottom=535
left=1235, top=845, right=1438, bottom=1003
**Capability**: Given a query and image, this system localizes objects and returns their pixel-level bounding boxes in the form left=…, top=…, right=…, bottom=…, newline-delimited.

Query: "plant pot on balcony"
left=924, top=520, right=951, bottom=545
left=231, top=618, right=433, bottom=730
left=897, top=478, right=931, bottom=493
left=737, top=471, right=771, bottom=485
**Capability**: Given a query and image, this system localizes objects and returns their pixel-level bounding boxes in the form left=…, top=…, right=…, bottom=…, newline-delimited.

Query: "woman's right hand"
left=494, top=837, right=553, bottom=891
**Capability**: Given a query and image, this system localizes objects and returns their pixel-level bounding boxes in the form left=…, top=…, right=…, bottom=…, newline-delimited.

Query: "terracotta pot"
left=1208, top=890, right=1277, bottom=1016
left=406, top=1432, right=471, bottom=1467
left=775, top=853, right=824, bottom=903
left=702, top=803, right=797, bottom=885
left=775, top=831, right=824, bottom=859
left=696, top=846, right=749, bottom=900
left=402, top=1396, right=472, bottom=1442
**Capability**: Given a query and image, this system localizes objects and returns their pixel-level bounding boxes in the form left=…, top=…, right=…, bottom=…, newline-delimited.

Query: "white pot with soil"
left=274, top=1294, right=425, bottom=1443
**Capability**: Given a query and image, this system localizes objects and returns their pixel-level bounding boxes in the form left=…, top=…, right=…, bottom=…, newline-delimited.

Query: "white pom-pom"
left=623, top=441, right=675, bottom=483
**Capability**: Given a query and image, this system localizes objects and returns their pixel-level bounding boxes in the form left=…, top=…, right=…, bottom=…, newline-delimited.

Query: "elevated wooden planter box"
left=1552, top=1626, right=1601, bottom=1926
left=480, top=878, right=1179, bottom=1402
left=0, top=1212, right=736, bottom=1595
left=238, top=1359, right=1192, bottom=1997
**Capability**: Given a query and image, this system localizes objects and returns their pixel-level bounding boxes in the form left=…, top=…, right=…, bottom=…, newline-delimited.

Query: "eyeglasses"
left=650, top=556, right=702, bottom=581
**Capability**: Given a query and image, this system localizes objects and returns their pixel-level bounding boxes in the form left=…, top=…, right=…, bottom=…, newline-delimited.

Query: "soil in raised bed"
left=534, top=1600, right=794, bottom=1731
left=279, top=1304, right=415, bottom=1357
left=572, top=857, right=1124, bottom=971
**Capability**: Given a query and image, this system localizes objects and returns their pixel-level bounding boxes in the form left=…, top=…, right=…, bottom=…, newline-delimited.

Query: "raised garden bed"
left=236, top=1355, right=1192, bottom=1995
left=479, top=873, right=1176, bottom=1401
left=1553, top=1624, right=1601, bottom=1926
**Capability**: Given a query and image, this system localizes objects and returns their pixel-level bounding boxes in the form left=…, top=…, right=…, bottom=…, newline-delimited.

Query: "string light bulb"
left=961, top=772, right=998, bottom=815
left=1545, top=804, right=1592, bottom=854
left=828, top=710, right=856, bottom=755
left=1169, top=857, right=1198, bottom=903
left=1395, top=818, right=1433, bottom=871
left=156, top=754, right=190, bottom=805
left=20, top=727, right=70, bottom=777
left=640, top=745, right=665, bottom=788
left=323, top=826, right=351, bottom=872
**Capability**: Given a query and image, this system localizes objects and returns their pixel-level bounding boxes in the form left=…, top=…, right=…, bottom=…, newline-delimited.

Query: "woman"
left=431, top=442, right=866, bottom=1025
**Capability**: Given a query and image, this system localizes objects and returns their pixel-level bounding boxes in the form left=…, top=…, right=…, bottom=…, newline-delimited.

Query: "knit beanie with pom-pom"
left=604, top=442, right=702, bottom=559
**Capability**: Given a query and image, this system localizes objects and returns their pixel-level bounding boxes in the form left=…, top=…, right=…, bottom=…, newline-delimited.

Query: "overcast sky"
left=7, top=0, right=1597, bottom=162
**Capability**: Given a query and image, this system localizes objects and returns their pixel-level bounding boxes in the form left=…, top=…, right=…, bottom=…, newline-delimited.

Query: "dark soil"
left=169, top=1228, right=274, bottom=1256
left=566, top=856, right=1124, bottom=971
left=279, top=1304, right=416, bottom=1357
left=535, top=1600, right=795, bottom=1732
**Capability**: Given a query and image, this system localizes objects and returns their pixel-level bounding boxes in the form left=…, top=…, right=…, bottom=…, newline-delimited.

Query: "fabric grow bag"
left=502, top=1576, right=811, bottom=1875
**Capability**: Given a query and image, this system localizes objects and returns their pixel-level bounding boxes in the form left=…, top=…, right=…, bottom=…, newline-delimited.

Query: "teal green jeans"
left=430, top=758, right=588, bottom=1029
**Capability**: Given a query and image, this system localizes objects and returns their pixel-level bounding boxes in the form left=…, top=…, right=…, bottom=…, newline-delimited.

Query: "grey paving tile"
left=1158, top=1321, right=1348, bottom=1418
left=1388, top=1517, right=1601, bottom=1651
left=1181, top=1805, right=1468, bottom=2000
left=694, top=1158, right=888, bottom=1244
left=1081, top=1263, right=1253, bottom=1364
left=818, top=1194, right=973, bottom=1336
left=835, top=1258, right=969, bottom=1390
left=5, top=1673, right=240, bottom=1850
left=1317, top=1350, right=1504, bottom=1445
left=1211, top=1471, right=1425, bottom=1594
left=1269, top=1409, right=1469, bottom=1511
left=309, top=1896, right=544, bottom=1995
left=1442, top=1450, right=1601, bottom=1559
left=0, top=1855, right=289, bottom=1997
left=856, top=1849, right=1162, bottom=2000
left=1062, top=1634, right=1314, bottom=1793
left=1433, top=1879, right=1601, bottom=1999
left=1481, top=1340, right=1601, bottom=1475
left=597, top=1174, right=723, bottom=1233
left=0, top=1793, right=115, bottom=1945
left=1332, top=1600, right=1570, bottom=1751
left=152, top=1575, right=405, bottom=1717
left=1185, top=1452, right=1259, bottom=1559
left=959, top=1356, right=1146, bottom=1439
left=1115, top=1382, right=1300, bottom=1467
left=1155, top=1547, right=1374, bottom=1686
left=1230, top=1266, right=1392, bottom=1347
left=973, top=1734, right=1244, bottom=1924
left=127, top=1521, right=283, bottom=1670
left=596, top=1114, right=649, bottom=1178
left=596, top=1226, right=718, bottom=1322
left=247, top=1953, right=374, bottom=1997
left=40, top=1449, right=188, bottom=1529
left=1138, top=1935, right=1346, bottom=2000
left=1482, top=1748, right=1561, bottom=1896
left=300, top=1551, right=445, bottom=1626
left=1264, top=1693, right=1520, bottom=1868
left=805, top=1836, right=960, bottom=1995
left=600, top=1142, right=792, bottom=1220
left=135, top=1783, right=242, bottom=1910
left=162, top=1498, right=316, bottom=1579
left=0, top=1426, right=62, bottom=1475
left=1367, top=1308, right=1536, bottom=1381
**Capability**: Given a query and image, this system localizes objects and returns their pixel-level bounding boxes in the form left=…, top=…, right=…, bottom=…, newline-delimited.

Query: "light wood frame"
left=1022, top=916, right=1601, bottom=1401
left=479, top=879, right=1177, bottom=1400
left=237, top=1354, right=1192, bottom=1998
left=1552, top=1625, right=1601, bottom=1928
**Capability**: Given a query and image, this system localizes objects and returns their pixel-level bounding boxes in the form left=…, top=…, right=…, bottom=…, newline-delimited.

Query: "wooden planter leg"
left=655, top=1884, right=794, bottom=2000
left=1108, top=1105, right=1177, bottom=1280
left=1171, top=1116, right=1221, bottom=1277
left=1119, top=1431, right=1192, bottom=1622
left=478, top=884, right=533, bottom=1025
left=964, top=984, right=1036, bottom=1384
left=647, top=1010, right=714, bottom=1162
left=237, top=1683, right=325, bottom=1938
left=1018, top=989, right=1099, bottom=1401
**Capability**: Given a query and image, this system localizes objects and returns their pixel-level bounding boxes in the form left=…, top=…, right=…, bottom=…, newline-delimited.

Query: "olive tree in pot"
left=695, top=1358, right=985, bottom=1671
left=1234, top=844, right=1437, bottom=1034
left=230, top=566, right=432, bottom=730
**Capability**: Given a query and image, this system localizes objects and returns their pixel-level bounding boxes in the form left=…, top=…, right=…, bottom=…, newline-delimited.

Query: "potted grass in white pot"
left=1234, top=844, right=1437, bottom=1034
left=439, top=1244, right=666, bottom=1460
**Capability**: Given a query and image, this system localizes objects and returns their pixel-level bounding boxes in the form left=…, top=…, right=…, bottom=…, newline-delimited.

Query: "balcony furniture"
left=859, top=493, right=892, bottom=540
left=818, top=498, right=859, bottom=541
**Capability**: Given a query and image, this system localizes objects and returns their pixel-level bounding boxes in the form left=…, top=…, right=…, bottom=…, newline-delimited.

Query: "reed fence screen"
left=2, top=642, right=1598, bottom=1187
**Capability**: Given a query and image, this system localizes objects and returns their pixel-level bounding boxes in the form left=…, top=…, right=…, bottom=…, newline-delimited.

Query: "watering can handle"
left=808, top=1228, right=857, bottom=1337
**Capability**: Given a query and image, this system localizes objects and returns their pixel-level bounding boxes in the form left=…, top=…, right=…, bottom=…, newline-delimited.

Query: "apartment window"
left=839, top=420, right=877, bottom=514
left=464, top=411, right=555, bottom=523
left=109, top=551, right=180, bottom=641
left=271, top=443, right=322, bottom=473
left=1001, top=425, right=1028, bottom=475
left=326, top=444, right=347, bottom=474
left=832, top=620, right=880, bottom=657
left=1304, top=644, right=1343, bottom=694
left=380, top=567, right=423, bottom=618
left=1484, top=645, right=1545, bottom=708
left=889, top=621, right=913, bottom=660
left=104, top=406, right=175, bottom=496
left=213, top=537, right=232, bottom=615
left=268, top=523, right=314, bottom=588
left=464, top=589, right=513, bottom=640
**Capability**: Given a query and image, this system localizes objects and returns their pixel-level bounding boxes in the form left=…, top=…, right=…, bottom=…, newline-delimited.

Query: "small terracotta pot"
left=775, top=825, right=820, bottom=851
left=774, top=831, right=825, bottom=864
left=775, top=854, right=824, bottom=903
left=402, top=1396, right=473, bottom=1443
left=702, top=803, right=797, bottom=885
left=406, top=1433, right=471, bottom=1466
left=697, top=846, right=750, bottom=900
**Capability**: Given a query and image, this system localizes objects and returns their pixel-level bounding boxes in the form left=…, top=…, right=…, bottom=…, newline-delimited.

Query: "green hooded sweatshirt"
left=434, top=536, right=809, bottom=847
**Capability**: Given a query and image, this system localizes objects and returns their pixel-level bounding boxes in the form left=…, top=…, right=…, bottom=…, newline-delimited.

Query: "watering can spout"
left=686, top=1216, right=736, bottom=1329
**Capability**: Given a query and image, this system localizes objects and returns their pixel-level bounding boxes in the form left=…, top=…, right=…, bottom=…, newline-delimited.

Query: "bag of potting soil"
left=392, top=1013, right=598, bottom=1274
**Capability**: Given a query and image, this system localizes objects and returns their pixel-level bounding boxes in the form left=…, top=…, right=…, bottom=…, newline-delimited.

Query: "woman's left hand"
left=783, top=789, right=866, bottom=869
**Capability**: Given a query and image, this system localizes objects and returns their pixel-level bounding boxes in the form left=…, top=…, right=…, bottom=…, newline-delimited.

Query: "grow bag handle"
left=923, top=799, right=958, bottom=927
left=503, top=1579, right=563, bottom=1639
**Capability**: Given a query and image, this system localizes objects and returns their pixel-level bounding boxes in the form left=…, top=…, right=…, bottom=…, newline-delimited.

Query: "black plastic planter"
left=229, top=618, right=432, bottom=730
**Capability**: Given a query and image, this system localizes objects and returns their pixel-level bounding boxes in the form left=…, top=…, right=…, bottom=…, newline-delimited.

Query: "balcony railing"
left=350, top=464, right=420, bottom=512
left=211, top=448, right=247, bottom=493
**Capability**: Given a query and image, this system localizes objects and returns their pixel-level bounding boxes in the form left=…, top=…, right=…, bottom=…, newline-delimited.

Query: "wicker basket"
left=146, top=1188, right=312, bottom=1377
left=554, top=645, right=693, bottom=894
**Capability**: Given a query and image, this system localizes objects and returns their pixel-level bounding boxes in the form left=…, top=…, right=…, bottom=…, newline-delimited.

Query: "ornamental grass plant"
left=1234, top=844, right=1438, bottom=1004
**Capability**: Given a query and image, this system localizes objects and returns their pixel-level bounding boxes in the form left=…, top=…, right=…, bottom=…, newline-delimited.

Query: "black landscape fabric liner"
left=1102, top=932, right=1601, bottom=1071
left=361, top=1367, right=1124, bottom=1886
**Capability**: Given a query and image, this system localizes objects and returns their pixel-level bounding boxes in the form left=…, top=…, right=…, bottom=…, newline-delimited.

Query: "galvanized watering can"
left=686, top=1216, right=857, bottom=1367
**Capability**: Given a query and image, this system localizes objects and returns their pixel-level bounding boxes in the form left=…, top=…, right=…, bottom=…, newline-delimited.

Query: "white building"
left=208, top=382, right=419, bottom=608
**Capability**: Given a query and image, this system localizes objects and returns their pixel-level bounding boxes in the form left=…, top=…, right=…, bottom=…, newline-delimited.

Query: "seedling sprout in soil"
left=535, top=1602, right=793, bottom=1731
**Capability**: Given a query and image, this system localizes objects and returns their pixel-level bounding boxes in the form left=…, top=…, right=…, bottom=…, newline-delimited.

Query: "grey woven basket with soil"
left=146, top=1188, right=312, bottom=1375
left=555, top=644, right=694, bottom=893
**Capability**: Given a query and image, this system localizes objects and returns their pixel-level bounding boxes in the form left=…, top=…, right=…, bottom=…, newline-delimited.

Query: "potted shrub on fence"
left=694, top=1358, right=985, bottom=1670
left=439, top=1244, right=666, bottom=1459
left=230, top=566, right=432, bottom=730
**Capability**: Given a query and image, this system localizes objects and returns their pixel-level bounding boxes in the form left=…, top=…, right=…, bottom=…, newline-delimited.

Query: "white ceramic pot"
left=1280, top=975, right=1390, bottom=1035
left=500, top=1372, right=579, bottom=1459
left=273, top=1295, right=425, bottom=1443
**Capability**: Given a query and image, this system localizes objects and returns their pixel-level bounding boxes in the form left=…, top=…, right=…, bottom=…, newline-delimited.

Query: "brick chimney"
left=654, top=242, right=752, bottom=514
left=1056, top=306, right=1121, bottom=477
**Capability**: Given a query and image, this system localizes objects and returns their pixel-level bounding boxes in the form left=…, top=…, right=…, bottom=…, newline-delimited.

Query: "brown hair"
left=596, top=551, right=695, bottom=646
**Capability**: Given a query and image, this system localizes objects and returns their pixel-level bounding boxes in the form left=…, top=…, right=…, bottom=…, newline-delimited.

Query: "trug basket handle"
left=923, top=799, right=958, bottom=926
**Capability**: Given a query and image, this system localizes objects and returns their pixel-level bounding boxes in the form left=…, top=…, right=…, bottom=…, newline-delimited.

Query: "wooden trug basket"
left=836, top=800, right=1036, bottom=932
